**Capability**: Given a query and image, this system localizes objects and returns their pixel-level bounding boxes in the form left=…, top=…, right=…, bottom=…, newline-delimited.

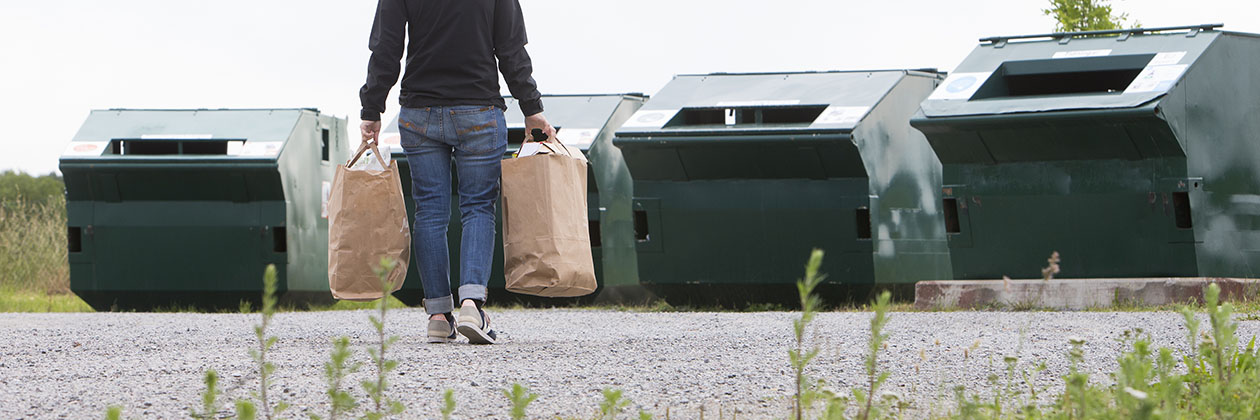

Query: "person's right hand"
left=360, top=120, right=382, bottom=143
left=524, top=113, right=556, bottom=142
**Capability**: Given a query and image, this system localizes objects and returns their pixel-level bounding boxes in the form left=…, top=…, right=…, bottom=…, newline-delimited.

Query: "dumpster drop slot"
left=272, top=226, right=287, bottom=253
left=943, top=198, right=962, bottom=234
left=1173, top=192, right=1193, bottom=229
left=665, top=106, right=827, bottom=128
left=68, top=227, right=82, bottom=253
left=589, top=220, right=602, bottom=247
left=856, top=207, right=872, bottom=240
left=321, top=129, right=330, bottom=161
left=634, top=210, right=650, bottom=242
left=113, top=139, right=246, bottom=155
left=971, top=54, right=1156, bottom=100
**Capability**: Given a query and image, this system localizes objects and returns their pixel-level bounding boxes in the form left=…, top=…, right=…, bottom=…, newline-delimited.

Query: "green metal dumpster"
left=613, top=71, right=951, bottom=302
left=378, top=94, right=648, bottom=306
left=911, top=24, right=1260, bottom=279
left=60, top=109, right=350, bottom=310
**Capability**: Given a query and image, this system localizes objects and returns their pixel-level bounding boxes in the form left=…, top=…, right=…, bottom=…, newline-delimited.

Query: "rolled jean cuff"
left=458, top=284, right=488, bottom=303
left=424, top=295, right=454, bottom=315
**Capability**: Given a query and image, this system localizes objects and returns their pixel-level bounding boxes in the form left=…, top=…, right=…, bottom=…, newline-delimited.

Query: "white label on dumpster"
left=62, top=141, right=110, bottom=156
left=1148, top=51, right=1187, bottom=66
left=1052, top=49, right=1112, bottom=59
left=234, top=141, right=283, bottom=157
left=1124, top=64, right=1188, bottom=93
left=140, top=134, right=213, bottom=140
left=321, top=181, right=331, bottom=219
left=715, top=100, right=801, bottom=107
left=621, top=109, right=680, bottom=129
left=557, top=127, right=599, bottom=149
left=928, top=72, right=992, bottom=100
left=811, top=106, right=871, bottom=126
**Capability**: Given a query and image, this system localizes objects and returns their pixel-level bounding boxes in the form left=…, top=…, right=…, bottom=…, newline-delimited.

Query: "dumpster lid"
left=381, top=94, right=647, bottom=153
left=62, top=109, right=315, bottom=160
left=920, top=25, right=1223, bottom=118
left=616, top=70, right=933, bottom=136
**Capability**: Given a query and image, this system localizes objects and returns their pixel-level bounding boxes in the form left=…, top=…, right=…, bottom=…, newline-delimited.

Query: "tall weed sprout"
left=856, top=291, right=894, bottom=420
left=503, top=383, right=538, bottom=420
left=312, top=336, right=359, bottom=420
left=247, top=264, right=288, bottom=419
left=790, top=249, right=826, bottom=420
left=362, top=257, right=405, bottom=419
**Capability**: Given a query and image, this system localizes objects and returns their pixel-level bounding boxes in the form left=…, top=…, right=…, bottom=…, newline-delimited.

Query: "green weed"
left=503, top=383, right=539, bottom=420
left=598, top=388, right=631, bottom=420
left=250, top=264, right=288, bottom=420
left=311, top=336, right=359, bottom=420
left=190, top=370, right=221, bottom=419
left=441, top=389, right=457, bottom=420
left=361, top=257, right=405, bottom=419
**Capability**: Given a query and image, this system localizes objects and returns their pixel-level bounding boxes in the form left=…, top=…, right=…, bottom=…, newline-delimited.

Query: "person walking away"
left=358, top=0, right=556, bottom=344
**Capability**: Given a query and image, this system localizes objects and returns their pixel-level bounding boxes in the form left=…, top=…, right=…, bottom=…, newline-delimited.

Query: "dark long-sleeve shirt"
left=358, top=0, right=544, bottom=122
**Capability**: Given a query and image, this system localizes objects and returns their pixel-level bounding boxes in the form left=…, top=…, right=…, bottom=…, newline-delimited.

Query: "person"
left=358, top=0, right=555, bottom=345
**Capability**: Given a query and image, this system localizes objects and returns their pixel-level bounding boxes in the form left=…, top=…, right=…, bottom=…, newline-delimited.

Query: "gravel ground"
left=2, top=309, right=1258, bottom=419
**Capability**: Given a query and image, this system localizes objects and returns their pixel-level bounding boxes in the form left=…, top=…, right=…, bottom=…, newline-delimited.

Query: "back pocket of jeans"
left=452, top=108, right=503, bottom=154
left=398, top=109, right=429, bottom=148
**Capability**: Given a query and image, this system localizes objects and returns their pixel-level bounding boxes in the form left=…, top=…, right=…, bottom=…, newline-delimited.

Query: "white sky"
left=1, top=0, right=1256, bottom=175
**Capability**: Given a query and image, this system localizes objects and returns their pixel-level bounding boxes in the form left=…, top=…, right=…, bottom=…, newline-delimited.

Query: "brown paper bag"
left=501, top=141, right=597, bottom=297
left=327, top=141, right=410, bottom=301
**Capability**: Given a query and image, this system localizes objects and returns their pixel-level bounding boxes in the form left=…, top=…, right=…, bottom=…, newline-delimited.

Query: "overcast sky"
left=2, top=0, right=1256, bottom=175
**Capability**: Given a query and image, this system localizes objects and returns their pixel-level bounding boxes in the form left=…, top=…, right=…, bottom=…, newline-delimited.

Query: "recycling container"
left=378, top=94, right=648, bottom=306
left=60, top=108, right=350, bottom=310
left=910, top=24, right=1260, bottom=279
left=613, top=70, right=951, bottom=300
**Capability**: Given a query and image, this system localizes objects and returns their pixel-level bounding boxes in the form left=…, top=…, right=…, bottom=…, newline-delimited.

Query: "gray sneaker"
left=427, top=316, right=456, bottom=344
left=457, top=305, right=497, bottom=345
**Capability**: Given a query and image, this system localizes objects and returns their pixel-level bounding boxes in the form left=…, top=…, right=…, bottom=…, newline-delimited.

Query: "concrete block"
left=914, top=278, right=1260, bottom=310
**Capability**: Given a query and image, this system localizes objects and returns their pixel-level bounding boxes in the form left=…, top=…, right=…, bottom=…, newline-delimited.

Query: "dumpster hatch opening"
left=321, top=129, right=330, bottom=162
left=589, top=220, right=602, bottom=247
left=272, top=226, right=287, bottom=253
left=856, top=207, right=872, bottom=240
left=665, top=106, right=827, bottom=127
left=943, top=198, right=962, bottom=234
left=634, top=210, right=650, bottom=242
left=68, top=227, right=82, bottom=253
left=1173, top=192, right=1193, bottom=229
left=114, top=140, right=245, bottom=155
left=971, top=54, right=1156, bottom=100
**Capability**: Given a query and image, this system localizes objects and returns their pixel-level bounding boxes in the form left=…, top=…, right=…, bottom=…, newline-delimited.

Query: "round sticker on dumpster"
left=73, top=144, right=99, bottom=153
left=946, top=76, right=978, bottom=93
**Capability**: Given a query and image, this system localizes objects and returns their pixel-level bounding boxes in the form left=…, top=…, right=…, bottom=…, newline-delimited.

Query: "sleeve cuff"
left=519, top=99, right=544, bottom=117
left=360, top=109, right=382, bottom=121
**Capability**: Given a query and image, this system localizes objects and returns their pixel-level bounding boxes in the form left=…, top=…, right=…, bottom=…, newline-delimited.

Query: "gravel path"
left=2, top=309, right=1258, bottom=419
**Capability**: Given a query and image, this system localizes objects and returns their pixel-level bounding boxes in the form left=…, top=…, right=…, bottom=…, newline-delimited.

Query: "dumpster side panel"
left=853, top=74, right=952, bottom=283
left=587, top=96, right=648, bottom=291
left=1184, top=34, right=1260, bottom=277
left=632, top=177, right=874, bottom=286
left=275, top=112, right=336, bottom=297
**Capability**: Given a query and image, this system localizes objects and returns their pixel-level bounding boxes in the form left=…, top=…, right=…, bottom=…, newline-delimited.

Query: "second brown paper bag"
left=500, top=141, right=597, bottom=297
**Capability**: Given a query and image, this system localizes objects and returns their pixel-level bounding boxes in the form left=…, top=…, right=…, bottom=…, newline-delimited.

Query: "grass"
left=0, top=289, right=93, bottom=312
left=0, top=196, right=69, bottom=295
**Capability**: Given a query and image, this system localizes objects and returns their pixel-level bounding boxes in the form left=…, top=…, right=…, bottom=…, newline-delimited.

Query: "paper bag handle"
left=347, top=139, right=389, bottom=169
left=529, top=128, right=575, bottom=158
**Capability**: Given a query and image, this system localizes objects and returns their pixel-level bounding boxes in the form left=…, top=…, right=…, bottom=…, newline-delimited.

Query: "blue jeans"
left=398, top=105, right=507, bottom=315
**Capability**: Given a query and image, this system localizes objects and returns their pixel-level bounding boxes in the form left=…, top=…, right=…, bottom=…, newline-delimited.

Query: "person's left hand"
left=360, top=120, right=382, bottom=142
